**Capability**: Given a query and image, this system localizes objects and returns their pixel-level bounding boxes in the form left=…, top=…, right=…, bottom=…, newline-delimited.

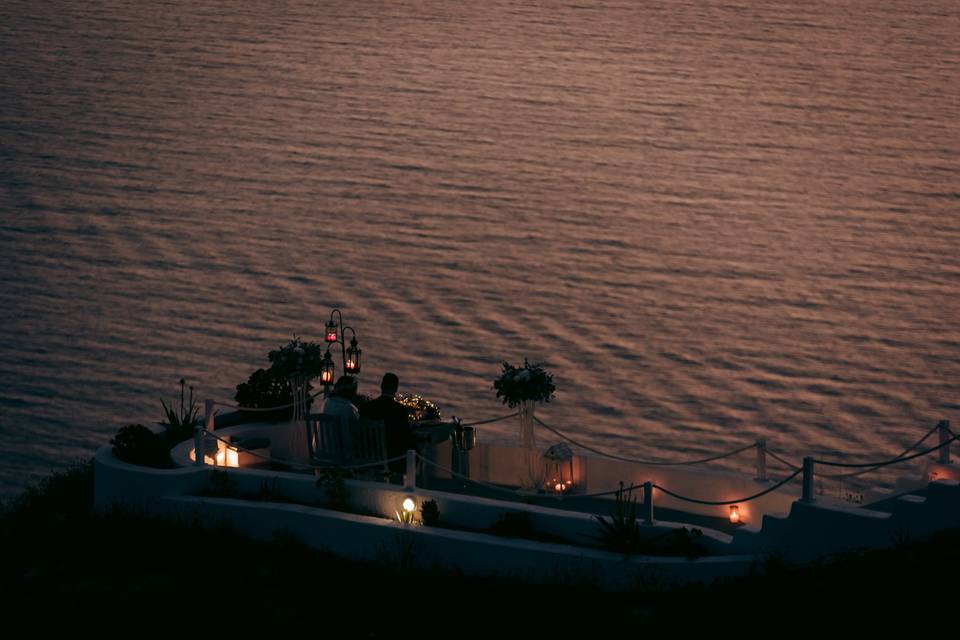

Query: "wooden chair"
left=305, top=413, right=347, bottom=467
left=347, top=418, right=390, bottom=481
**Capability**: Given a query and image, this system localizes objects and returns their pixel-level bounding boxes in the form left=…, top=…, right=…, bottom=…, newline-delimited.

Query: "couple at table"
left=322, top=372, right=415, bottom=470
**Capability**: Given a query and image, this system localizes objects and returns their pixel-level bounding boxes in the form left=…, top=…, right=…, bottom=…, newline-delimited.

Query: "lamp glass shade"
left=320, top=353, right=335, bottom=384
left=345, top=339, right=361, bottom=374
left=324, top=319, right=338, bottom=343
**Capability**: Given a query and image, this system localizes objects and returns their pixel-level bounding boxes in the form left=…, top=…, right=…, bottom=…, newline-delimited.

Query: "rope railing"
left=765, top=448, right=802, bottom=470
left=417, top=455, right=537, bottom=498
left=652, top=468, right=804, bottom=506
left=208, top=390, right=326, bottom=413
left=815, top=422, right=944, bottom=479
left=458, top=412, right=520, bottom=427
left=812, top=430, right=960, bottom=470
left=534, top=416, right=755, bottom=467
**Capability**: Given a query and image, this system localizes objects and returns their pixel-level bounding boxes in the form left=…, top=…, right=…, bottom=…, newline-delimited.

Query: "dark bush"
left=235, top=368, right=294, bottom=420
left=592, top=482, right=642, bottom=557
left=111, top=424, right=170, bottom=468
left=420, top=499, right=440, bottom=526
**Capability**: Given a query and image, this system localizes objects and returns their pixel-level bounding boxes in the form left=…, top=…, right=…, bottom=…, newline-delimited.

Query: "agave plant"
left=160, top=378, right=201, bottom=444
left=420, top=499, right=440, bottom=527
left=592, top=481, right=643, bottom=557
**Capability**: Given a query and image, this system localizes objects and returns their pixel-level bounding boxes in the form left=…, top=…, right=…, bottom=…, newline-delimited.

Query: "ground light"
left=729, top=505, right=741, bottom=524
left=397, top=497, right=417, bottom=524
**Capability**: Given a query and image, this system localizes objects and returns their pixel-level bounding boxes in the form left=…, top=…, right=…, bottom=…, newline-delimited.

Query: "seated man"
left=322, top=375, right=360, bottom=432
left=360, top=372, right=413, bottom=473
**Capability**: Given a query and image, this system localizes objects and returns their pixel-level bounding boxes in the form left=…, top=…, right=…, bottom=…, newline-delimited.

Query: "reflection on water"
left=0, top=0, right=958, bottom=500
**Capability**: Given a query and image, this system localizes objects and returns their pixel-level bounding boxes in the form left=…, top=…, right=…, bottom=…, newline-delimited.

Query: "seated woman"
left=322, top=375, right=360, bottom=431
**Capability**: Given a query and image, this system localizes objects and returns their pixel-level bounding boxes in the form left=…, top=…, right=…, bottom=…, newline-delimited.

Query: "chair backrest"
left=305, top=413, right=346, bottom=466
left=348, top=418, right=388, bottom=472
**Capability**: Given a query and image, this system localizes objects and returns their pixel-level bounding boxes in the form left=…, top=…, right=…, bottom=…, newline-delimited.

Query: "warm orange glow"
left=321, top=367, right=334, bottom=384
left=729, top=505, right=741, bottom=524
left=214, top=442, right=240, bottom=467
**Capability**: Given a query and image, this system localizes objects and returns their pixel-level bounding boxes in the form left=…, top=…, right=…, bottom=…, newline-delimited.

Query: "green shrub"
left=111, top=424, right=170, bottom=468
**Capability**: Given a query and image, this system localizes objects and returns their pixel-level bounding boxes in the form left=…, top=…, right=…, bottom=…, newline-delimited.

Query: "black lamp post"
left=322, top=308, right=362, bottom=387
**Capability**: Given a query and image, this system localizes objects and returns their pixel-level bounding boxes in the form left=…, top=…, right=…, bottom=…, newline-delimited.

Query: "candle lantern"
left=729, top=505, right=741, bottom=524
left=322, top=308, right=362, bottom=388
left=324, top=319, right=338, bottom=343
left=345, top=336, right=361, bottom=374
left=543, top=443, right=575, bottom=494
left=320, top=350, right=336, bottom=385
left=214, top=441, right=240, bottom=468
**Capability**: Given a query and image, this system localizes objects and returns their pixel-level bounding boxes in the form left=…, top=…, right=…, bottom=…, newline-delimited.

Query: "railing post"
left=205, top=399, right=215, bottom=432
left=755, top=438, right=767, bottom=481
left=938, top=420, right=951, bottom=465
left=404, top=450, right=417, bottom=489
left=802, top=456, right=815, bottom=503
left=194, top=400, right=210, bottom=466
left=643, top=481, right=654, bottom=524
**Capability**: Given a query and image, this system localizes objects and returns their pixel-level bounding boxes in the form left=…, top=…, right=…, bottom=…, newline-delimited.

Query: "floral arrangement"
left=267, top=336, right=326, bottom=380
left=397, top=394, right=442, bottom=423
left=493, top=359, right=556, bottom=408
left=235, top=336, right=325, bottom=413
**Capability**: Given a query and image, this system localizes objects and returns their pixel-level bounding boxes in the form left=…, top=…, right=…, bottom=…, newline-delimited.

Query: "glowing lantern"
left=325, top=319, right=338, bottom=343
left=729, top=505, right=741, bottom=524
left=345, top=336, right=361, bottom=374
left=402, top=498, right=416, bottom=513
left=214, top=441, right=240, bottom=468
left=320, top=350, right=335, bottom=385
left=543, top=443, right=575, bottom=494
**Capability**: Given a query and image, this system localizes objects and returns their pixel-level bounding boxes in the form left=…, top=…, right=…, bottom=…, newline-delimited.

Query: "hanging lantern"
left=345, top=336, right=361, bottom=374
left=729, top=505, right=741, bottom=524
left=324, top=319, right=338, bottom=343
left=320, top=350, right=335, bottom=385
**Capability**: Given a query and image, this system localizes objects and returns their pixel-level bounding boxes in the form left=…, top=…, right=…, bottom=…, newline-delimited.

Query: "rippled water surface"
left=1, top=0, right=958, bottom=500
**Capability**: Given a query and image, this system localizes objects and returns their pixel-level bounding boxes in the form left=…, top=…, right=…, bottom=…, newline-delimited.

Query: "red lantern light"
left=324, top=319, right=338, bottom=343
